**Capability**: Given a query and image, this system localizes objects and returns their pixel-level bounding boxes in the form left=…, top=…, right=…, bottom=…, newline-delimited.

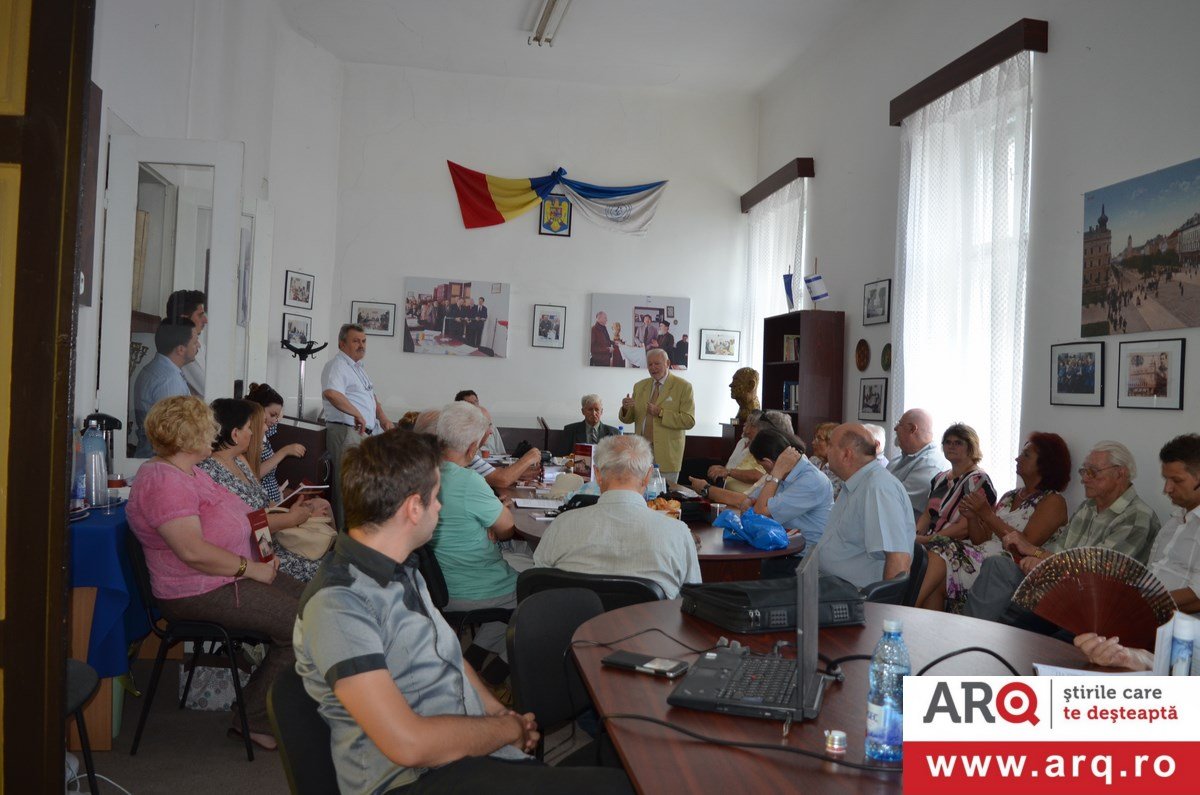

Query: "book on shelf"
left=781, top=380, right=799, bottom=411
left=782, top=335, right=800, bottom=362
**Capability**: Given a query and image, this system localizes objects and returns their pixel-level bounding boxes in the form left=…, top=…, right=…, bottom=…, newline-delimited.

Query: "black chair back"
left=900, top=541, right=929, bottom=607
left=414, top=544, right=450, bottom=609
left=269, top=666, right=339, bottom=795
left=860, top=539, right=929, bottom=606
left=517, top=567, right=667, bottom=612
left=125, top=531, right=167, bottom=640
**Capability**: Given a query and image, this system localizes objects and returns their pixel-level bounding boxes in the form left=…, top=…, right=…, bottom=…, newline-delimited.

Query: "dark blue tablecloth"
left=68, top=505, right=152, bottom=678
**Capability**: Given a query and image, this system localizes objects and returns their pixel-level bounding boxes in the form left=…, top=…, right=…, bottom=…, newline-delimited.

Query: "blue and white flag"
left=556, top=175, right=668, bottom=236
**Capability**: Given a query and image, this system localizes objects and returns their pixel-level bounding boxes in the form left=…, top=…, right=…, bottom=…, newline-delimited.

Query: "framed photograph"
left=532, top=304, right=566, bottom=349
left=1117, top=338, right=1185, bottom=410
left=699, top=329, right=740, bottom=362
left=858, top=377, right=888, bottom=421
left=863, top=278, right=891, bottom=326
left=282, top=313, right=311, bottom=345
left=284, top=269, right=314, bottom=310
left=404, top=277, right=511, bottom=357
left=539, top=194, right=572, bottom=237
left=666, top=305, right=675, bottom=319
left=1050, top=341, right=1104, bottom=406
left=351, top=301, right=396, bottom=337
left=589, top=293, right=691, bottom=370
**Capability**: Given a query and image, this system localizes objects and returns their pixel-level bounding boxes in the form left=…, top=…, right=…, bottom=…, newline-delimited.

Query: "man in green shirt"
left=963, top=441, right=1160, bottom=622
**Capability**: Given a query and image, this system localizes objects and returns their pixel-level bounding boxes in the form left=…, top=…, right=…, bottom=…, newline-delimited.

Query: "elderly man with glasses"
left=886, top=408, right=949, bottom=518
left=963, top=440, right=1161, bottom=622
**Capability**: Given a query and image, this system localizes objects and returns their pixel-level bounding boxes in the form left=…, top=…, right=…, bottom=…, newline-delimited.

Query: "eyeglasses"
left=1078, top=464, right=1120, bottom=479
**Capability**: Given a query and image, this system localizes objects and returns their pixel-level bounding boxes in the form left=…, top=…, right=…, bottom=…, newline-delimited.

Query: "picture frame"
left=281, top=313, right=311, bottom=345
left=1117, top=338, right=1185, bottom=410
left=858, top=377, right=887, bottom=421
left=532, top=304, right=566, bottom=349
left=863, top=278, right=891, bottom=326
left=1050, top=341, right=1104, bottom=407
left=351, top=301, right=397, bottom=337
left=698, top=329, right=740, bottom=362
left=538, top=194, right=572, bottom=237
left=284, top=269, right=314, bottom=310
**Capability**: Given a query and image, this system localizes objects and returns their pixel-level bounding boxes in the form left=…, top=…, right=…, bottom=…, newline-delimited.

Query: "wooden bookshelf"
left=760, top=310, right=845, bottom=444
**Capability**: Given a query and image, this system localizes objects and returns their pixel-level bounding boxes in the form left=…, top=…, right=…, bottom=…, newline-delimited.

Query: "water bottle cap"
left=1174, top=614, right=1195, bottom=641
left=653, top=464, right=660, bottom=470
left=882, top=619, right=903, bottom=633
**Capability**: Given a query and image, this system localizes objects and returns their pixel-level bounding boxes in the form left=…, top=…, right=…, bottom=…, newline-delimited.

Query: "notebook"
left=667, top=548, right=826, bottom=722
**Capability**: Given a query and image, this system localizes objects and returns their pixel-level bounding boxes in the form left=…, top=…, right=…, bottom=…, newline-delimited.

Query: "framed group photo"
left=284, top=269, right=314, bottom=310
left=1117, top=338, right=1185, bottom=410
left=699, top=329, right=740, bottom=362
left=282, top=313, right=311, bottom=345
left=858, top=377, right=887, bottom=421
left=1050, top=341, right=1104, bottom=407
left=532, top=304, right=566, bottom=349
left=863, top=278, right=891, bottom=326
left=352, top=301, right=396, bottom=336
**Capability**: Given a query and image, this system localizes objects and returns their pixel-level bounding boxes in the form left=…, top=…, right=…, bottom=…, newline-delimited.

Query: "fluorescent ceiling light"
left=528, top=0, right=571, bottom=47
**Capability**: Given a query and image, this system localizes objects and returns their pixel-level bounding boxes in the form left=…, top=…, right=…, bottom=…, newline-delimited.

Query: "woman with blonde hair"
left=126, top=395, right=303, bottom=751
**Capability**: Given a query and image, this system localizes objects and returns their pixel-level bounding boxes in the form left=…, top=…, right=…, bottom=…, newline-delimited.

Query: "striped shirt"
left=1043, top=486, right=1160, bottom=563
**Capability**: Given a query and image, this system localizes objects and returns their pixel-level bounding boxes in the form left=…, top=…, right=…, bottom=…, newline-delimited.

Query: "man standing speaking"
left=618, top=348, right=694, bottom=484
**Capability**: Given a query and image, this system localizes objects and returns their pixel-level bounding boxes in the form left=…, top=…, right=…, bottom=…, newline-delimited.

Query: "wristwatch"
left=764, top=475, right=781, bottom=485
left=700, top=484, right=711, bottom=499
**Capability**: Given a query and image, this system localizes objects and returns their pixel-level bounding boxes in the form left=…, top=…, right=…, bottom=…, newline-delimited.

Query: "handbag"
left=272, top=515, right=336, bottom=560
left=679, top=575, right=865, bottom=633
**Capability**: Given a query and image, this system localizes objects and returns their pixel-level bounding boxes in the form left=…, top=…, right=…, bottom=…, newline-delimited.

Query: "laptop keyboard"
left=717, top=656, right=796, bottom=706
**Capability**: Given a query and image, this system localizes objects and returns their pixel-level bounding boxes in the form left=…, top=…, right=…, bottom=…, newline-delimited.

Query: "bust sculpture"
left=729, top=367, right=761, bottom=424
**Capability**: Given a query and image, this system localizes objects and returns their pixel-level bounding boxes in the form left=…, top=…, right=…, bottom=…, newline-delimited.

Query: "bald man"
left=887, top=408, right=949, bottom=518
left=816, top=424, right=915, bottom=588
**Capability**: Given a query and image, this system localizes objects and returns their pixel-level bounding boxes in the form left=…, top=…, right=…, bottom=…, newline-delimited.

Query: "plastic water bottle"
left=70, top=430, right=86, bottom=509
left=82, top=419, right=109, bottom=508
left=1170, top=614, right=1195, bottom=676
left=617, top=425, right=625, bottom=435
left=645, top=465, right=666, bottom=499
left=865, top=618, right=910, bottom=762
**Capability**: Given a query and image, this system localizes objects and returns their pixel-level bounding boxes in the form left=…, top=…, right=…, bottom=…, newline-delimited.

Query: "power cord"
left=916, top=646, right=1019, bottom=676
left=571, top=627, right=720, bottom=656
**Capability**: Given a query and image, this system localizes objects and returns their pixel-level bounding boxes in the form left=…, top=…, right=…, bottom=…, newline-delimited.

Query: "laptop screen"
left=796, top=547, right=819, bottom=712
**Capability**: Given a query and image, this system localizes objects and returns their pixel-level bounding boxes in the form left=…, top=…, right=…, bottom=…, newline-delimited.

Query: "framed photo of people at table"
left=403, top=276, right=511, bottom=358
left=351, top=301, right=396, bottom=337
left=532, top=304, right=565, bottom=349
left=1050, top=341, right=1104, bottom=407
left=858, top=377, right=887, bottom=421
left=282, top=313, right=311, bottom=345
left=588, top=293, right=690, bottom=370
left=1117, top=338, right=1185, bottom=410
left=284, top=269, right=314, bottom=310
left=698, top=329, right=740, bottom=362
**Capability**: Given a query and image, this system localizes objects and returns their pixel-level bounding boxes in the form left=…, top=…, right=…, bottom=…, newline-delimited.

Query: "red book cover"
left=247, top=508, right=275, bottom=563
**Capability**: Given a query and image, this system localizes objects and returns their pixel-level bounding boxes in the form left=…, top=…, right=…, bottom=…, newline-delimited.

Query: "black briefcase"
left=679, top=576, right=866, bottom=633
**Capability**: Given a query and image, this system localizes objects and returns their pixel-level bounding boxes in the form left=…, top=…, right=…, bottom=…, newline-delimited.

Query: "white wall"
left=331, top=65, right=758, bottom=433
left=757, top=0, right=1200, bottom=519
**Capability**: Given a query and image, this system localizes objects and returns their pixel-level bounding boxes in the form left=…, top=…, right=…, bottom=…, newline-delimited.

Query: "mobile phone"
left=601, top=650, right=689, bottom=679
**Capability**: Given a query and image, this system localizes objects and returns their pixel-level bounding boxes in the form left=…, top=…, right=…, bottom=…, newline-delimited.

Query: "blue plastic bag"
left=713, top=508, right=788, bottom=551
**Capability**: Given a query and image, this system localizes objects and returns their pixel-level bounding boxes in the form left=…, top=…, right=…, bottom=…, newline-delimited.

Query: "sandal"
left=227, top=725, right=279, bottom=751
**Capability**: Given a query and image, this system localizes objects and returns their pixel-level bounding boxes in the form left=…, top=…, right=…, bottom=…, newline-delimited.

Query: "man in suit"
left=563, top=394, right=620, bottom=451
left=618, top=348, right=695, bottom=484
left=590, top=311, right=613, bottom=366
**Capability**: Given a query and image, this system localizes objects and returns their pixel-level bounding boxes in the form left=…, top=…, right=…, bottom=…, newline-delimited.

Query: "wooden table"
left=510, top=502, right=805, bottom=582
left=572, top=600, right=1087, bottom=794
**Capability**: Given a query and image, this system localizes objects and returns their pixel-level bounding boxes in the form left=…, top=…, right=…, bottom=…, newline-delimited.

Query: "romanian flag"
left=446, top=161, right=563, bottom=228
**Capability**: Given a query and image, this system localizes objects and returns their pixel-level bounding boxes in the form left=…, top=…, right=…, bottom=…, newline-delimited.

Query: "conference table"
left=510, top=497, right=805, bottom=582
left=572, top=600, right=1088, bottom=794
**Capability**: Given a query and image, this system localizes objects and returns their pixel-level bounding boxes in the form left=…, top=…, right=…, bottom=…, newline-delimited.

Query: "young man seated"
left=293, top=430, right=631, bottom=794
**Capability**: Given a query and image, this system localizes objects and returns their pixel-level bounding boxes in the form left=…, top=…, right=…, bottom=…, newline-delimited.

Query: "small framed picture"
left=539, top=195, right=572, bottom=237
left=284, top=269, right=314, bottom=310
left=532, top=304, right=566, bottom=349
left=282, top=313, right=311, bottom=345
left=351, top=301, right=396, bottom=337
left=666, top=305, right=675, bottom=319
left=1050, top=341, right=1104, bottom=406
left=1118, top=338, right=1185, bottom=410
left=863, top=278, right=891, bottom=326
left=858, top=377, right=888, bottom=421
left=699, top=329, right=740, bottom=362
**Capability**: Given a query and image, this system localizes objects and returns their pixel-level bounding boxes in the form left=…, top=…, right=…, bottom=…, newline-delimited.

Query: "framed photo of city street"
left=532, top=304, right=566, bottom=349
left=858, top=377, right=887, bottom=422
left=1081, top=155, right=1200, bottom=337
left=1050, top=341, right=1104, bottom=407
left=1117, top=338, right=1185, bottom=410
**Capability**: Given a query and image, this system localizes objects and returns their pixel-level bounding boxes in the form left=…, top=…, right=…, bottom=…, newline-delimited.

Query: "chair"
left=516, top=567, right=667, bottom=612
left=414, top=544, right=513, bottom=634
left=65, top=659, right=101, bottom=793
left=860, top=541, right=928, bottom=606
left=124, top=532, right=272, bottom=761
left=506, top=588, right=603, bottom=761
left=268, top=666, right=339, bottom=795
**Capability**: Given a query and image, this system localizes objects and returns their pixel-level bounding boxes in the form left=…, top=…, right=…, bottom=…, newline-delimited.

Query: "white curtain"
left=892, top=52, right=1033, bottom=495
left=744, top=178, right=807, bottom=369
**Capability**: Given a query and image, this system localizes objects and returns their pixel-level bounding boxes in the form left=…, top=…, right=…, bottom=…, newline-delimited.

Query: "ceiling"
left=276, top=0, right=863, bottom=94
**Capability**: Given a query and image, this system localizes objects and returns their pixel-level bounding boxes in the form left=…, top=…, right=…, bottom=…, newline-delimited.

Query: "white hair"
left=647, top=348, right=670, bottom=365
left=864, top=424, right=886, bottom=452
left=1092, top=440, right=1137, bottom=479
left=436, top=401, right=489, bottom=454
left=593, top=435, right=653, bottom=482
left=581, top=393, right=602, bottom=409
left=412, top=409, right=440, bottom=434
left=758, top=410, right=794, bottom=436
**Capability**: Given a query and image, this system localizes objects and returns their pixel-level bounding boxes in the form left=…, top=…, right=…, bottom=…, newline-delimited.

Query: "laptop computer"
left=667, top=547, right=827, bottom=722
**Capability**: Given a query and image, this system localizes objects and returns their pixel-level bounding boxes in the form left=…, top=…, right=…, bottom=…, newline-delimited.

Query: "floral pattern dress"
left=922, top=468, right=997, bottom=613
left=197, top=456, right=324, bottom=582
left=258, top=425, right=282, bottom=505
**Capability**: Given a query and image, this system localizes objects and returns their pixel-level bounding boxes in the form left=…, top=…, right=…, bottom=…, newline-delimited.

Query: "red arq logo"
left=923, top=681, right=1040, bottom=725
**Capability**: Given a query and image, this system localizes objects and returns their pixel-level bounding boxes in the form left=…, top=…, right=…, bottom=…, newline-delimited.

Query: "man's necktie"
left=643, top=381, right=661, bottom=442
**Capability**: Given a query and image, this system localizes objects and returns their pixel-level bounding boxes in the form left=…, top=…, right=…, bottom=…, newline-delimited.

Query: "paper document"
left=1033, top=663, right=1151, bottom=677
left=514, top=498, right=563, bottom=510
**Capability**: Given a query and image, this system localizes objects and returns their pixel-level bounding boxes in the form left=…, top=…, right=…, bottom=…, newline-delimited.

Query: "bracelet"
left=235, top=556, right=248, bottom=578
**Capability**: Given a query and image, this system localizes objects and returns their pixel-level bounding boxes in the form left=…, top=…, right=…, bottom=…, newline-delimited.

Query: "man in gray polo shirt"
left=887, top=408, right=948, bottom=518
left=294, top=430, right=630, bottom=794
left=817, top=423, right=916, bottom=588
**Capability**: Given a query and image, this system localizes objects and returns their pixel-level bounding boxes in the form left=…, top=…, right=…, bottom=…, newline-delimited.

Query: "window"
left=744, top=178, right=808, bottom=368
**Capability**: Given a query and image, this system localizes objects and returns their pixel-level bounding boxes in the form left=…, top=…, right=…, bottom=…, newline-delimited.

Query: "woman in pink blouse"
left=126, top=396, right=303, bottom=751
